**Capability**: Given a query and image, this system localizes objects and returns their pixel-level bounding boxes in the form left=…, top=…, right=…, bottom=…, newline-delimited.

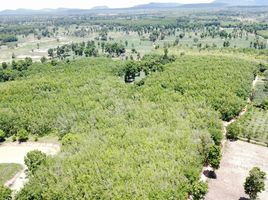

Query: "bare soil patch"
left=206, top=140, right=268, bottom=200
left=0, top=142, right=60, bottom=191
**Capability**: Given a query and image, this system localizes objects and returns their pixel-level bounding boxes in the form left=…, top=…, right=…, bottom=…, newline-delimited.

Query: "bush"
left=24, top=150, right=47, bottom=175
left=258, top=100, right=268, bottom=110
left=12, top=135, right=17, bottom=142
left=244, top=167, right=266, bottom=200
left=0, top=130, right=5, bottom=142
left=209, top=128, right=223, bottom=145
left=191, top=181, right=208, bottom=200
left=0, top=185, right=12, bottom=200
left=207, top=145, right=221, bottom=170
left=62, top=133, right=79, bottom=146
left=226, top=123, right=242, bottom=140
left=17, top=129, right=29, bottom=143
left=258, top=63, right=267, bottom=73
left=51, top=59, right=58, bottom=66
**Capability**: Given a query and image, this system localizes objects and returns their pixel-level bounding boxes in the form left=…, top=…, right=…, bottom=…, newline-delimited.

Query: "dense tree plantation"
left=0, top=3, right=267, bottom=200
left=0, top=53, right=257, bottom=199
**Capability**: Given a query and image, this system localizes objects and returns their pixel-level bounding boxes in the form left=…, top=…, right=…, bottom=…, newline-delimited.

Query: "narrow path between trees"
left=204, top=75, right=268, bottom=199
left=201, top=76, right=259, bottom=183
left=0, top=142, right=60, bottom=191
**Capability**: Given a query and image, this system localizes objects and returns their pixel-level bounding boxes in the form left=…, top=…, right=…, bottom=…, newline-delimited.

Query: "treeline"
left=47, top=40, right=128, bottom=61
left=0, top=34, right=18, bottom=43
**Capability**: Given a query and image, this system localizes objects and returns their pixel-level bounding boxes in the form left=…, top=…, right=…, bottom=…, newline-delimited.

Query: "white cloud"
left=0, top=0, right=213, bottom=10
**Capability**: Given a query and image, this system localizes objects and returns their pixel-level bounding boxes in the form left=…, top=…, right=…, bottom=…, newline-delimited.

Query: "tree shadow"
left=239, top=197, right=249, bottom=200
left=203, top=170, right=217, bottom=179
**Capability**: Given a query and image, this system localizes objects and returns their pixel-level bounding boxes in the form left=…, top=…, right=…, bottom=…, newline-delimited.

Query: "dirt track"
left=0, top=142, right=60, bottom=191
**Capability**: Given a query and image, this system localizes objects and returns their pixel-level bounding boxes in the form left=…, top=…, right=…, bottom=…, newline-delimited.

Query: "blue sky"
left=0, top=0, right=213, bottom=10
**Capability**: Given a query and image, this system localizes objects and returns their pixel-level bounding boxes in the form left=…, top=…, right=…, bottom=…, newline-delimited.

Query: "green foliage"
left=226, top=123, right=242, bottom=140
left=0, top=163, right=23, bottom=185
left=40, top=56, right=47, bottom=63
left=24, top=150, right=47, bottom=175
left=62, top=133, right=79, bottom=146
left=191, top=181, right=208, bottom=200
left=0, top=185, right=12, bottom=200
left=207, top=145, right=221, bottom=170
left=17, top=129, right=29, bottom=142
left=258, top=100, right=268, bottom=110
left=0, top=55, right=251, bottom=199
left=144, top=56, right=256, bottom=121
left=258, top=63, right=267, bottom=73
left=209, top=127, right=223, bottom=145
left=0, top=130, right=5, bottom=142
left=234, top=105, right=268, bottom=143
left=244, top=167, right=266, bottom=200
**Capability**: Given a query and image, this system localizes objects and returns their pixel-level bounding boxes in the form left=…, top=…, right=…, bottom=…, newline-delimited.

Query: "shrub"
left=226, top=123, right=242, bottom=140
left=244, top=167, right=266, bottom=200
left=24, top=150, right=47, bottom=175
left=207, top=145, right=221, bottom=170
left=0, top=130, right=5, bottom=142
left=1, top=62, right=8, bottom=70
left=209, top=128, right=223, bottom=145
left=258, top=100, right=268, bottom=110
left=51, top=59, right=58, bottom=66
left=62, top=133, right=79, bottom=146
left=17, top=129, right=29, bottom=142
left=258, top=63, right=267, bottom=73
left=191, top=181, right=208, bottom=200
left=40, top=56, right=47, bottom=63
left=12, top=135, right=17, bottom=142
left=0, top=185, right=12, bottom=200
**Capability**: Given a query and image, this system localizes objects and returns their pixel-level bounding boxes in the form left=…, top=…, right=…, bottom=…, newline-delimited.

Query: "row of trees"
left=46, top=40, right=127, bottom=61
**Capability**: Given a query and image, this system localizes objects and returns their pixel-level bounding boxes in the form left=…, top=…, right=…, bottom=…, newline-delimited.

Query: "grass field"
left=0, top=163, right=23, bottom=184
left=257, top=30, right=268, bottom=39
left=0, top=27, right=265, bottom=63
left=238, top=106, right=268, bottom=144
left=253, top=76, right=268, bottom=104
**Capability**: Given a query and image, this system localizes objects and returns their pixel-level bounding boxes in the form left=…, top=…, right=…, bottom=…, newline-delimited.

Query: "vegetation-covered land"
left=0, top=53, right=256, bottom=198
left=0, top=3, right=267, bottom=199
left=0, top=163, right=23, bottom=185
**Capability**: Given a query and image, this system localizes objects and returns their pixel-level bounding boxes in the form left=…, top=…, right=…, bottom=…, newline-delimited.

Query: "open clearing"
left=206, top=140, right=268, bottom=200
left=0, top=142, right=60, bottom=191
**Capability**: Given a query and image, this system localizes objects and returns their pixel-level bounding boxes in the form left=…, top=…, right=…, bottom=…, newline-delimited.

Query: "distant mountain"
left=0, top=8, right=86, bottom=15
left=132, top=2, right=181, bottom=9
left=180, top=2, right=227, bottom=8
left=91, top=6, right=109, bottom=10
left=213, top=0, right=268, bottom=6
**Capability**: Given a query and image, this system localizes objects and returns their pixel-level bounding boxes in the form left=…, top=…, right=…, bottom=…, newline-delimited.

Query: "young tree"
left=17, top=129, right=29, bottom=142
left=24, top=150, right=47, bottom=175
left=207, top=145, right=221, bottom=170
left=1, top=62, right=8, bottom=70
left=48, top=48, right=54, bottom=58
left=40, top=56, right=47, bottom=63
left=244, top=167, right=266, bottom=200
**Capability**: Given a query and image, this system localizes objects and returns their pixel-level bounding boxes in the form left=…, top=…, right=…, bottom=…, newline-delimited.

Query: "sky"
left=0, top=0, right=214, bottom=10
